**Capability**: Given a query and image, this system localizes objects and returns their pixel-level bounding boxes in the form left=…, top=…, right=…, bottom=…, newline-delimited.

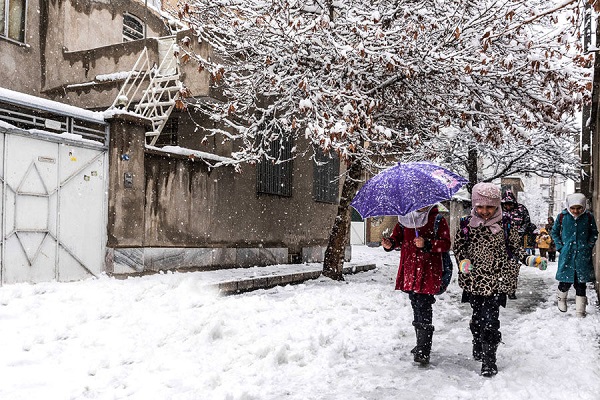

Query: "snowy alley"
left=0, top=245, right=598, bottom=400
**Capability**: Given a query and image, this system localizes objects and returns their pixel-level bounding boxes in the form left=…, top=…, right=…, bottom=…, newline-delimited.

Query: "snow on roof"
left=0, top=87, right=106, bottom=124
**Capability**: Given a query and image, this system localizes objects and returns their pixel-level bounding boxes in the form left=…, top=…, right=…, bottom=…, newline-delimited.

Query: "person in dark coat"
left=382, top=205, right=451, bottom=365
left=501, top=190, right=532, bottom=299
left=545, top=217, right=557, bottom=262
left=551, top=193, right=598, bottom=317
left=453, top=183, right=546, bottom=377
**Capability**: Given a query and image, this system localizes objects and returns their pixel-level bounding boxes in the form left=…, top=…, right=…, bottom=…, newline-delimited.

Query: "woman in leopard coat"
left=453, top=183, right=540, bottom=377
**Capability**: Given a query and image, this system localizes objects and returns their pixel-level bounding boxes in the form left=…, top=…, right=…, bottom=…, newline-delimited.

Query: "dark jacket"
left=501, top=191, right=531, bottom=237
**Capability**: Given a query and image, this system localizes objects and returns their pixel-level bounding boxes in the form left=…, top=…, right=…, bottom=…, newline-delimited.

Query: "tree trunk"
left=322, top=161, right=364, bottom=280
left=466, top=146, right=478, bottom=193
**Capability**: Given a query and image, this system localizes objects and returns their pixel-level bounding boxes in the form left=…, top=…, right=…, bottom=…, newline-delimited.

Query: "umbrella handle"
left=415, top=229, right=419, bottom=238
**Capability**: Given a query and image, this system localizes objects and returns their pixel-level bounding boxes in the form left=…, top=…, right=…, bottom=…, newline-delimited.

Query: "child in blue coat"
left=551, top=193, right=598, bottom=317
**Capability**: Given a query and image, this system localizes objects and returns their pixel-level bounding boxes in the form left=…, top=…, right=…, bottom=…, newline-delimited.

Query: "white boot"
left=557, top=290, right=568, bottom=312
left=575, top=296, right=588, bottom=318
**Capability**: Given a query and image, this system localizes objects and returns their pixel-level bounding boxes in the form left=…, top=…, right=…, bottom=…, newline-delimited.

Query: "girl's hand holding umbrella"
left=414, top=237, right=425, bottom=248
left=382, top=237, right=393, bottom=250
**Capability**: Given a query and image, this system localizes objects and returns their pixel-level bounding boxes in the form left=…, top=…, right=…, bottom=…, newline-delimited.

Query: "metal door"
left=350, top=221, right=365, bottom=245
left=1, top=132, right=107, bottom=284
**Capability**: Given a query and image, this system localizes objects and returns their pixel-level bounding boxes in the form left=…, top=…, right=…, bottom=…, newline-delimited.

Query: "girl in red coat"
left=382, top=205, right=451, bottom=365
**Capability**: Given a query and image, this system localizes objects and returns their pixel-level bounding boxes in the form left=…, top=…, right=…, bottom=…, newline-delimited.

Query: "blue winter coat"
left=550, top=210, right=598, bottom=283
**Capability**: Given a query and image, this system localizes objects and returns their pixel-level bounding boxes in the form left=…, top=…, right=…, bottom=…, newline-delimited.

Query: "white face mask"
left=398, top=206, right=433, bottom=228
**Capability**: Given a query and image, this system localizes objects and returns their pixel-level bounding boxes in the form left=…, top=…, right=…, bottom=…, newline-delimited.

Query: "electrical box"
left=124, top=172, right=133, bottom=188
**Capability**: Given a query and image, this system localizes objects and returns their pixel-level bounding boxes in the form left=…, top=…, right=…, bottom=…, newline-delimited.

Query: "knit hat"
left=471, top=183, right=501, bottom=208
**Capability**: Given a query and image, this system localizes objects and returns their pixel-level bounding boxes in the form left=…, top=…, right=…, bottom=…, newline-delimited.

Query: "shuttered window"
left=257, top=136, right=293, bottom=197
left=313, top=149, right=340, bottom=204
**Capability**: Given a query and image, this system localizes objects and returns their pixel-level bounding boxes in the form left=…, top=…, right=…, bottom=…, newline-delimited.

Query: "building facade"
left=0, top=0, right=342, bottom=283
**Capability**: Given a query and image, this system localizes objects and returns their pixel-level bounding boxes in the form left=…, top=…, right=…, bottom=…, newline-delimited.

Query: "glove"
left=526, top=256, right=548, bottom=271
left=459, top=259, right=472, bottom=274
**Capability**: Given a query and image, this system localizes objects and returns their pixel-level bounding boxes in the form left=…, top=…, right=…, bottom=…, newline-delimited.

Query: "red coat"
left=388, top=207, right=451, bottom=294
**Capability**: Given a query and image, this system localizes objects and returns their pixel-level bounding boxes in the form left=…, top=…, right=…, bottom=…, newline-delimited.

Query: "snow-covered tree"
left=171, top=0, right=593, bottom=280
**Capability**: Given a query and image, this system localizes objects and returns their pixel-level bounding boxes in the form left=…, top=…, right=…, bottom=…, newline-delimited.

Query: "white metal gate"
left=0, top=132, right=107, bottom=284
left=350, top=221, right=365, bottom=245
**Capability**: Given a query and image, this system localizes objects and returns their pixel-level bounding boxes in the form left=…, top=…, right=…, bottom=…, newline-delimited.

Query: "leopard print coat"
left=453, top=221, right=527, bottom=296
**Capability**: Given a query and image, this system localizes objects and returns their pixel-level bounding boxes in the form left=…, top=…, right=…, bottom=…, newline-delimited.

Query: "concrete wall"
left=0, top=0, right=172, bottom=106
left=105, top=113, right=340, bottom=273
left=2, top=0, right=344, bottom=275
left=0, top=0, right=43, bottom=94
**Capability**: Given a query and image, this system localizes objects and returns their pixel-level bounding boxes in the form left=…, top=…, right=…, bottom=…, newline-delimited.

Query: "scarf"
left=469, top=206, right=502, bottom=234
left=398, top=206, right=434, bottom=228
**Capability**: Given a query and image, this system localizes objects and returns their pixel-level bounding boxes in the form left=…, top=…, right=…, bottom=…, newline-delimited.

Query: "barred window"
left=152, top=117, right=178, bottom=147
left=313, top=149, right=340, bottom=204
left=0, top=0, right=26, bottom=42
left=123, top=13, right=144, bottom=42
left=257, top=135, right=293, bottom=197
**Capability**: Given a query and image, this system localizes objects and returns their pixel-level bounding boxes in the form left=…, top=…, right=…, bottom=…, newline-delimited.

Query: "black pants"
left=468, top=293, right=502, bottom=344
left=558, top=272, right=587, bottom=296
left=548, top=251, right=556, bottom=262
left=409, top=292, right=435, bottom=327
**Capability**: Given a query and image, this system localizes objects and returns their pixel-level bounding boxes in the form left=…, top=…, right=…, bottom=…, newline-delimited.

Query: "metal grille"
left=257, top=136, right=293, bottom=197
left=123, top=14, right=144, bottom=42
left=313, top=149, right=340, bottom=204
left=152, top=117, right=178, bottom=146
left=0, top=102, right=108, bottom=145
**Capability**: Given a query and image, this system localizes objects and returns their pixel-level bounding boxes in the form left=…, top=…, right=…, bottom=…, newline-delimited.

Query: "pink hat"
left=471, top=183, right=501, bottom=208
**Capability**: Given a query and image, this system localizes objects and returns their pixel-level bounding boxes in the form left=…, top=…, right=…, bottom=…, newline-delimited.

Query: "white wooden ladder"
left=110, top=36, right=181, bottom=146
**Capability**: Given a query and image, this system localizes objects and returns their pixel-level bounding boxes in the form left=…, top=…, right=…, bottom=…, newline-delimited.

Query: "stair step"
left=136, top=101, right=176, bottom=109
left=151, top=75, right=181, bottom=83
left=149, top=114, right=171, bottom=121
left=148, top=85, right=181, bottom=93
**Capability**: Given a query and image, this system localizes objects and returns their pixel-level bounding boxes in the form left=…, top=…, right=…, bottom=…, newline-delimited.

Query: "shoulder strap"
left=459, top=216, right=471, bottom=240
left=502, top=216, right=514, bottom=259
left=433, top=214, right=443, bottom=239
left=557, top=212, right=564, bottom=237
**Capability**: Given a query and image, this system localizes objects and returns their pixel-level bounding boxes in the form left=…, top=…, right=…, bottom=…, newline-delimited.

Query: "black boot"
left=481, top=343, right=499, bottom=377
left=469, top=322, right=482, bottom=361
left=414, top=324, right=434, bottom=365
left=410, top=326, right=417, bottom=355
left=481, top=330, right=501, bottom=377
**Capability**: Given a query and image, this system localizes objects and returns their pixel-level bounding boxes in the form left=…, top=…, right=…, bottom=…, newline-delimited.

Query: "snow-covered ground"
left=0, top=245, right=598, bottom=400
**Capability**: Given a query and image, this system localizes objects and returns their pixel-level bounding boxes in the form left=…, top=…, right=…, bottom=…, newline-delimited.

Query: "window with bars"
left=313, top=149, right=340, bottom=204
left=257, top=136, right=293, bottom=197
left=0, top=0, right=26, bottom=43
left=123, top=13, right=144, bottom=42
left=152, top=117, right=178, bottom=147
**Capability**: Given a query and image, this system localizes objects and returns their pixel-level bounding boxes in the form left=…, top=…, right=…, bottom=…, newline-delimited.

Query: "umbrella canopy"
left=351, top=162, right=468, bottom=219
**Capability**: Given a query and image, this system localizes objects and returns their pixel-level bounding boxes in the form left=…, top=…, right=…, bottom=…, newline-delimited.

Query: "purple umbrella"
left=351, top=162, right=468, bottom=219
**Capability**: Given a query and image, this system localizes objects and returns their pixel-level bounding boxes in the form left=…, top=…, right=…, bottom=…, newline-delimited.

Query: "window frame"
left=0, top=0, right=27, bottom=43
left=123, top=13, right=145, bottom=42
